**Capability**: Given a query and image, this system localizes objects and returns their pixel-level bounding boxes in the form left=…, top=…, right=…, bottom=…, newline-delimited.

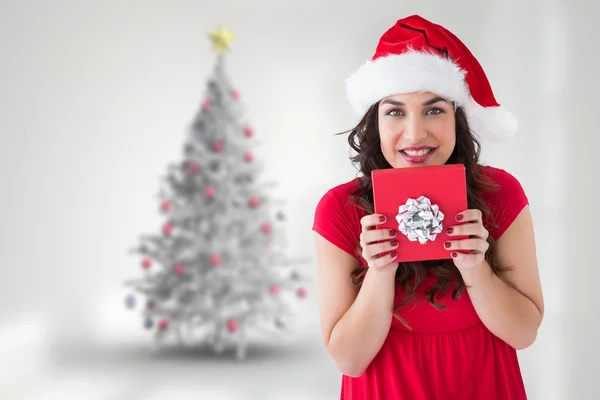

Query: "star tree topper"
left=208, top=26, right=236, bottom=53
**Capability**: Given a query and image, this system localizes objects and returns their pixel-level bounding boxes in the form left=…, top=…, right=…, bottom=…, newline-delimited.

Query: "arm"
left=459, top=205, right=544, bottom=349
left=314, top=233, right=397, bottom=377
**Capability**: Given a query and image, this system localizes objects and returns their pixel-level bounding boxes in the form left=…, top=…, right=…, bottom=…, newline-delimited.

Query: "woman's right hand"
left=359, top=214, right=399, bottom=271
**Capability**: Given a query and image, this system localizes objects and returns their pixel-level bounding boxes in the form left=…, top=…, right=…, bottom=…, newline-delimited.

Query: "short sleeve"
left=485, top=168, right=530, bottom=240
left=312, top=189, right=361, bottom=260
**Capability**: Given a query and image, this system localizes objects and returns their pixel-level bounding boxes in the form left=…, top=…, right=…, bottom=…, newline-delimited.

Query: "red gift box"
left=372, top=164, right=468, bottom=263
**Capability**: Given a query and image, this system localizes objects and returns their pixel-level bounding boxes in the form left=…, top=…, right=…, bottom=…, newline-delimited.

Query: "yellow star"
left=207, top=26, right=235, bottom=53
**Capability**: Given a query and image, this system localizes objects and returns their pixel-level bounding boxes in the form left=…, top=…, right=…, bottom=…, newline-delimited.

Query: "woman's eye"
left=426, top=108, right=444, bottom=115
left=386, top=109, right=404, bottom=116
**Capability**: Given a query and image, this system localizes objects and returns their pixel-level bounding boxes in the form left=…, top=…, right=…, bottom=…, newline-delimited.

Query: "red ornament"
left=213, top=140, right=225, bottom=153
left=243, top=126, right=254, bottom=138
left=226, top=318, right=239, bottom=333
left=269, top=284, right=280, bottom=295
left=230, top=89, right=240, bottom=100
left=261, top=222, right=273, bottom=234
left=243, top=151, right=254, bottom=163
left=202, top=100, right=212, bottom=110
left=175, top=263, right=186, bottom=275
left=248, top=196, right=260, bottom=208
left=204, top=186, right=215, bottom=199
left=162, top=222, right=173, bottom=236
left=160, top=200, right=171, bottom=212
left=187, top=162, right=200, bottom=175
left=141, top=258, right=152, bottom=270
left=210, top=253, right=221, bottom=267
left=158, top=318, right=169, bottom=331
left=296, top=287, right=307, bottom=298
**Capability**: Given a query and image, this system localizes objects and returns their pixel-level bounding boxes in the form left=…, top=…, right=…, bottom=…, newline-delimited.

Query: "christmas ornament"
left=187, top=162, right=201, bottom=175
left=243, top=151, right=254, bottom=163
left=243, top=126, right=254, bottom=138
left=226, top=318, right=239, bottom=333
left=204, top=185, right=216, bottom=199
left=248, top=196, right=260, bottom=208
left=207, top=26, right=235, bottom=53
left=175, top=263, right=186, bottom=275
left=296, top=287, right=307, bottom=298
left=269, top=284, right=280, bottom=295
left=160, top=200, right=171, bottom=212
left=141, top=258, right=152, bottom=270
left=213, top=139, right=225, bottom=153
left=125, top=294, right=136, bottom=309
left=158, top=318, right=169, bottom=331
left=162, top=222, right=174, bottom=236
left=210, top=253, right=221, bottom=267
left=144, top=317, right=154, bottom=330
left=261, top=222, right=272, bottom=234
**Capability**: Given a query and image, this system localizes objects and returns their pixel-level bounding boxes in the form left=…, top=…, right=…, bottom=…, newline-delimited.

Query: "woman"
left=313, top=15, right=544, bottom=399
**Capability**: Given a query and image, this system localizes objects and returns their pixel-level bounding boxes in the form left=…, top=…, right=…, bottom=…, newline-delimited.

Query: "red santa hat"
left=345, top=15, right=517, bottom=140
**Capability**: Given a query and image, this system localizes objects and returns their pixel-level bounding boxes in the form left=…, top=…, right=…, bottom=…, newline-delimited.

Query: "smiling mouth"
left=400, top=148, right=436, bottom=156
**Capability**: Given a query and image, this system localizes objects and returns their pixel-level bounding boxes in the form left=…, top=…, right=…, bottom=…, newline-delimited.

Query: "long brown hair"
left=341, top=102, right=513, bottom=328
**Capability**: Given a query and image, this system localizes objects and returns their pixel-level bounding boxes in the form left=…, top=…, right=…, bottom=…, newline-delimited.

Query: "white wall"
left=0, top=0, right=596, bottom=399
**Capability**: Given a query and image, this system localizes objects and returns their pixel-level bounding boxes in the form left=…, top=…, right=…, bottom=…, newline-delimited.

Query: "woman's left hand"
left=444, top=209, right=489, bottom=270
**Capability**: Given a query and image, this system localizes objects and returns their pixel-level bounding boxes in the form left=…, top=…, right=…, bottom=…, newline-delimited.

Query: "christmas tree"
left=123, top=26, right=309, bottom=360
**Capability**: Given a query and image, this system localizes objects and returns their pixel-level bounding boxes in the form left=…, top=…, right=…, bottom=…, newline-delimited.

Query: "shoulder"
left=480, top=165, right=524, bottom=190
left=315, top=178, right=362, bottom=209
left=478, top=165, right=529, bottom=239
left=479, top=165, right=528, bottom=204
left=313, top=178, right=365, bottom=260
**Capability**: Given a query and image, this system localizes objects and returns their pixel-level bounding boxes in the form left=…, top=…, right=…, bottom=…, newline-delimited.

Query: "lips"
left=398, top=146, right=437, bottom=164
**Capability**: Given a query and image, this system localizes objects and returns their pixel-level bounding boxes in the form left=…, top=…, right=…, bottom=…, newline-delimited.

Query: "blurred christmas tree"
left=123, top=26, right=309, bottom=360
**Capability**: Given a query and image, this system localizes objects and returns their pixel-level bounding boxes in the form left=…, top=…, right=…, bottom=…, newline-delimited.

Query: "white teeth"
left=403, top=149, right=432, bottom=156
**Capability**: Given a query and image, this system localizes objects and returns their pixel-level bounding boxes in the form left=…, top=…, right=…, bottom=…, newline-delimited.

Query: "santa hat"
left=345, top=15, right=517, bottom=140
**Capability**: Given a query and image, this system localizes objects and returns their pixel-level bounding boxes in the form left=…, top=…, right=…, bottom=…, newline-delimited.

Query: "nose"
left=403, top=115, right=427, bottom=143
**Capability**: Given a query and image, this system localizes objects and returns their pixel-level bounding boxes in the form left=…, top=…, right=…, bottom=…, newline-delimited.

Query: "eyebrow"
left=380, top=96, right=448, bottom=107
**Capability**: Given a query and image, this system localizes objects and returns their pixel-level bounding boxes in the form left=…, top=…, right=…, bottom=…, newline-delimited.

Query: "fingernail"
left=379, top=215, right=386, bottom=222
left=390, top=240, right=398, bottom=247
left=456, top=214, right=464, bottom=221
left=446, top=227, right=453, bottom=234
left=444, top=242, right=451, bottom=248
left=390, top=252, right=397, bottom=258
left=389, top=230, right=396, bottom=236
left=451, top=252, right=458, bottom=258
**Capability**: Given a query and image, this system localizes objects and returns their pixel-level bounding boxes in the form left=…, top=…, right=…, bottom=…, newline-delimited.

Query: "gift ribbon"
left=395, top=196, right=444, bottom=245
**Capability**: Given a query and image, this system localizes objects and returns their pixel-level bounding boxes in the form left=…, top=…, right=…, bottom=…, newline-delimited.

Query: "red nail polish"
left=379, top=215, right=386, bottom=222
left=456, top=214, right=463, bottom=221
left=446, top=228, right=453, bottom=234
left=451, top=252, right=458, bottom=258
left=390, top=252, right=397, bottom=258
left=389, top=230, right=396, bottom=236
left=444, top=242, right=451, bottom=248
left=391, top=240, right=398, bottom=247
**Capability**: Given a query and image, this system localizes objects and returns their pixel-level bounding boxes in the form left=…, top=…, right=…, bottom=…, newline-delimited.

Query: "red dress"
left=313, top=166, right=530, bottom=400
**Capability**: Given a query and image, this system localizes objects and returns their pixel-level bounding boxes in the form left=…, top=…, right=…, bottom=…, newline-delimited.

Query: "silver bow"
left=395, top=196, right=444, bottom=245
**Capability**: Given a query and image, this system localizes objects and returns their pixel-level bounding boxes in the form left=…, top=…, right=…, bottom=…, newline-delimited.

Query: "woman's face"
left=377, top=91, right=456, bottom=168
